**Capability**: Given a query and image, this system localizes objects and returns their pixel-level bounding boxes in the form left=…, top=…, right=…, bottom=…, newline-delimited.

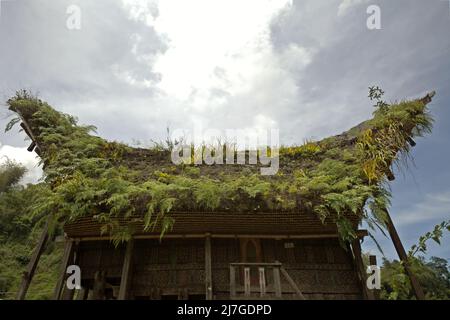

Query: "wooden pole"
left=205, top=234, right=213, bottom=300
left=273, top=265, right=282, bottom=298
left=369, top=255, right=380, bottom=300
left=62, top=241, right=80, bottom=300
left=280, top=267, right=305, bottom=300
left=53, top=240, right=74, bottom=300
left=75, top=288, right=88, bottom=300
left=258, top=267, right=266, bottom=297
left=229, top=265, right=236, bottom=299
left=61, top=285, right=76, bottom=300
left=384, top=209, right=425, bottom=300
left=351, top=239, right=375, bottom=300
left=92, top=271, right=106, bottom=300
left=118, top=238, right=134, bottom=300
left=72, top=230, right=369, bottom=242
left=16, top=219, right=49, bottom=300
left=244, top=267, right=251, bottom=296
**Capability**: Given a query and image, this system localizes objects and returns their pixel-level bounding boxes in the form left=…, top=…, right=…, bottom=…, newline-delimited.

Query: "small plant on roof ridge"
left=369, top=85, right=389, bottom=113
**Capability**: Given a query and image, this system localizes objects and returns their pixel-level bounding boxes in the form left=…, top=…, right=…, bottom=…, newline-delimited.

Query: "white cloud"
left=337, top=0, right=368, bottom=17
left=121, top=0, right=159, bottom=25
left=150, top=0, right=292, bottom=97
left=114, top=0, right=308, bottom=138
left=0, top=144, right=43, bottom=185
left=395, top=191, right=450, bottom=226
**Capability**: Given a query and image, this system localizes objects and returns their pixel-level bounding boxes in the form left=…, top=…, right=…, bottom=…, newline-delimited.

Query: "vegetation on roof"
left=5, top=88, right=434, bottom=245
left=1, top=162, right=448, bottom=300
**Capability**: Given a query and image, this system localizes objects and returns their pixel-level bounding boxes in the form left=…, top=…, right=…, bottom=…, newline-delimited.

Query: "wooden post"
left=384, top=209, right=425, bottom=300
left=16, top=220, right=49, bottom=300
left=351, top=239, right=375, bottom=300
left=61, top=285, right=76, bottom=300
left=280, top=267, right=305, bottom=300
left=258, top=267, right=266, bottom=297
left=53, top=240, right=75, bottom=300
left=76, top=288, right=89, bottom=300
left=244, top=267, right=251, bottom=296
left=273, top=265, right=282, bottom=298
left=229, top=265, right=236, bottom=298
left=369, top=255, right=380, bottom=300
left=118, top=238, right=135, bottom=300
left=62, top=241, right=80, bottom=300
left=205, top=234, right=213, bottom=300
left=92, top=271, right=106, bottom=300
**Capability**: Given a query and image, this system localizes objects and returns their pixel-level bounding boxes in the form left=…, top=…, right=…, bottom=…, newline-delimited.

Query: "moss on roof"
left=6, top=89, right=435, bottom=245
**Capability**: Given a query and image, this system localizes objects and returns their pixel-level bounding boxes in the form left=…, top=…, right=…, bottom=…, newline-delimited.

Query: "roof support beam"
left=19, top=122, right=41, bottom=155
left=369, top=255, right=380, bottom=300
left=16, top=218, right=49, bottom=300
left=351, top=239, right=375, bottom=300
left=71, top=230, right=369, bottom=242
left=384, top=209, right=425, bottom=300
left=205, top=233, right=213, bottom=300
left=53, top=239, right=75, bottom=300
left=118, top=238, right=134, bottom=300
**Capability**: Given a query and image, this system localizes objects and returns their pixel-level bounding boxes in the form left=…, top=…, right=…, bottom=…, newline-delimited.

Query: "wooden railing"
left=229, top=262, right=305, bottom=300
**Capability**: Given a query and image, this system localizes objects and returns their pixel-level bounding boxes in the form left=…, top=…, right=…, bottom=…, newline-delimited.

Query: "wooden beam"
left=16, top=219, right=49, bottom=300
left=384, top=209, right=425, bottom=300
left=61, top=285, right=76, bottom=300
left=406, top=137, right=416, bottom=147
left=258, top=267, right=266, bottom=297
left=27, top=141, right=36, bottom=152
left=386, top=168, right=395, bottom=181
left=229, top=265, right=236, bottom=298
left=244, top=267, right=251, bottom=296
left=118, top=238, right=134, bottom=300
left=204, top=234, right=213, bottom=300
left=92, top=271, right=106, bottom=300
left=230, top=262, right=282, bottom=267
left=369, top=255, right=380, bottom=300
left=76, top=288, right=88, bottom=300
left=19, top=122, right=41, bottom=155
left=273, top=266, right=282, bottom=298
left=61, top=241, right=80, bottom=300
left=280, top=267, right=305, bottom=300
left=420, top=91, right=435, bottom=105
left=351, top=239, right=375, bottom=300
left=74, top=230, right=369, bottom=242
left=53, top=240, right=75, bottom=300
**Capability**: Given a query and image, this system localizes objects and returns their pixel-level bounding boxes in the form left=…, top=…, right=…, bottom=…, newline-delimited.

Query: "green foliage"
left=4, top=89, right=434, bottom=246
left=0, top=88, right=442, bottom=299
left=380, top=221, right=450, bottom=300
left=0, top=175, right=62, bottom=299
left=4, top=117, right=20, bottom=133
left=380, top=256, right=450, bottom=300
left=409, top=220, right=450, bottom=257
left=368, top=85, right=389, bottom=113
left=280, top=140, right=321, bottom=158
left=357, top=92, right=433, bottom=184
left=0, top=160, right=27, bottom=193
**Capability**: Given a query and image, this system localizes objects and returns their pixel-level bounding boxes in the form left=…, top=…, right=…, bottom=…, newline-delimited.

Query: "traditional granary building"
left=9, top=90, right=435, bottom=300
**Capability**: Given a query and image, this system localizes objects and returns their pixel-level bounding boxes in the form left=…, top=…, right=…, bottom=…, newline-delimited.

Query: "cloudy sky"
left=0, top=0, right=449, bottom=260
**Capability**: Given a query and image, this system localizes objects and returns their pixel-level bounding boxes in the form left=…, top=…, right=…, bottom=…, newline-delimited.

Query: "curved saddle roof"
left=6, top=91, right=435, bottom=242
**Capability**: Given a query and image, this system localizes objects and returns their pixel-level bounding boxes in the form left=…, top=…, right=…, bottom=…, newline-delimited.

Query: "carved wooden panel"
left=76, top=237, right=362, bottom=299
